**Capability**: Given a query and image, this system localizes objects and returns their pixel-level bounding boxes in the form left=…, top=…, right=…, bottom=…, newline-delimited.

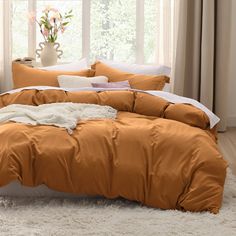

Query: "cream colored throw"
left=0, top=103, right=117, bottom=133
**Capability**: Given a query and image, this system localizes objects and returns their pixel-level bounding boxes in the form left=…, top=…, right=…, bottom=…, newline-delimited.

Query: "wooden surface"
left=218, top=128, right=236, bottom=175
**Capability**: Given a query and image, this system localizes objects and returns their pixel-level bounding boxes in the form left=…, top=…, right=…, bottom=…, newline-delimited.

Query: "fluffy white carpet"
left=0, top=169, right=235, bottom=236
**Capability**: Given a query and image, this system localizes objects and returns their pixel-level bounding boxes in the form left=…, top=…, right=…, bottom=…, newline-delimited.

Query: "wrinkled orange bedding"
left=0, top=90, right=227, bottom=213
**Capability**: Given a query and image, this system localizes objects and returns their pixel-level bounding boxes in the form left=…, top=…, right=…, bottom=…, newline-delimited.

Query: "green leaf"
left=44, top=24, right=50, bottom=30
left=65, top=14, right=73, bottom=18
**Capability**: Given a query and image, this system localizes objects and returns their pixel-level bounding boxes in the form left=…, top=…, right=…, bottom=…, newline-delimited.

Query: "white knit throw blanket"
left=0, top=103, right=117, bottom=134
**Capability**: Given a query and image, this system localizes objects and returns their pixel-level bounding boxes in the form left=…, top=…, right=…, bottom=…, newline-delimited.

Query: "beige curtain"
left=155, top=0, right=174, bottom=67
left=0, top=0, right=12, bottom=93
left=0, top=0, right=4, bottom=90
left=173, top=0, right=232, bottom=131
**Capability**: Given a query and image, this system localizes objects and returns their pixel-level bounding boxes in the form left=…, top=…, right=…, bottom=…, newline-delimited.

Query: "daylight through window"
left=11, top=0, right=175, bottom=66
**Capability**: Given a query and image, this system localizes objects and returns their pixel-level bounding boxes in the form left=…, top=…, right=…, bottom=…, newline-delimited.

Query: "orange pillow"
left=91, top=61, right=169, bottom=90
left=164, top=104, right=210, bottom=129
left=12, top=63, right=94, bottom=89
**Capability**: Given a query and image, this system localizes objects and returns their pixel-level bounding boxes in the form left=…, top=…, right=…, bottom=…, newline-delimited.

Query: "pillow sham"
left=91, top=80, right=131, bottom=89
left=91, top=61, right=169, bottom=90
left=12, top=63, right=93, bottom=89
left=99, top=58, right=171, bottom=76
left=40, top=58, right=88, bottom=71
left=57, top=75, right=108, bottom=88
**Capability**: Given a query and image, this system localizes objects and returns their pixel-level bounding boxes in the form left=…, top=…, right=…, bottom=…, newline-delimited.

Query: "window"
left=12, top=0, right=28, bottom=59
left=11, top=0, right=175, bottom=66
left=90, top=0, right=136, bottom=63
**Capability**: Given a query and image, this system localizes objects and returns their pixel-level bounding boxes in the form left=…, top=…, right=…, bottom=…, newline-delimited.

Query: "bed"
left=0, top=87, right=227, bottom=213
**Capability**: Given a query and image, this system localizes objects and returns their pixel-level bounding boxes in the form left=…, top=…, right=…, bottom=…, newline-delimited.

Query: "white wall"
left=227, top=0, right=236, bottom=127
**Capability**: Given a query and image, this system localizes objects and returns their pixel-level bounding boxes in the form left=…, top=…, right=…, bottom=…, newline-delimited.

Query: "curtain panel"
left=173, top=0, right=232, bottom=131
left=0, top=0, right=12, bottom=92
left=0, top=0, right=4, bottom=91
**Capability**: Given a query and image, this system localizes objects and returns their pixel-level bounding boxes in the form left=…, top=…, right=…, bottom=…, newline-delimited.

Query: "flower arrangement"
left=29, top=6, right=73, bottom=43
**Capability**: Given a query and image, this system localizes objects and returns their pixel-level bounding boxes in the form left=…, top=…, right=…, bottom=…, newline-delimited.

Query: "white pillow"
left=40, top=58, right=88, bottom=71
left=57, top=75, right=108, bottom=88
left=99, top=58, right=171, bottom=76
left=162, top=83, right=171, bottom=92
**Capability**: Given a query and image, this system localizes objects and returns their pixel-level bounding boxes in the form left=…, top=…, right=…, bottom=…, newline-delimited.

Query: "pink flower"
left=50, top=12, right=61, bottom=23
left=43, top=5, right=52, bottom=13
left=51, top=12, right=61, bottom=20
left=50, top=8, right=59, bottom=13
left=43, top=28, right=49, bottom=37
left=28, top=12, right=36, bottom=23
left=61, top=27, right=65, bottom=34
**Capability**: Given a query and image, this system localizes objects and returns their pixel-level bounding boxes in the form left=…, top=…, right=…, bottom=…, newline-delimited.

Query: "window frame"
left=8, top=0, right=174, bottom=66
left=27, top=0, right=145, bottom=64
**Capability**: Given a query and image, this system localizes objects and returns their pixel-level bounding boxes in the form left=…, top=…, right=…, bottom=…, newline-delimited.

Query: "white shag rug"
left=0, top=169, right=236, bottom=236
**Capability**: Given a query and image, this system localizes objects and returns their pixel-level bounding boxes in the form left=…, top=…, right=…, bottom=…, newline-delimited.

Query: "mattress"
left=0, top=181, right=79, bottom=197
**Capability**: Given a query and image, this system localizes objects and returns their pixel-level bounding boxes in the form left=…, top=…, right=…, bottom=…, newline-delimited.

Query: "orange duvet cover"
left=0, top=89, right=227, bottom=213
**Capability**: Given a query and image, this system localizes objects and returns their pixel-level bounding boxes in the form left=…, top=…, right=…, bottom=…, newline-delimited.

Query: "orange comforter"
left=0, top=89, right=227, bottom=213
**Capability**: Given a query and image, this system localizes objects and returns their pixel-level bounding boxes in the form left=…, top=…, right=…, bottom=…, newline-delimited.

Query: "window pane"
left=10, top=0, right=174, bottom=65
left=12, top=0, right=28, bottom=59
left=36, top=0, right=82, bottom=62
left=90, top=0, right=136, bottom=63
left=144, top=0, right=157, bottom=64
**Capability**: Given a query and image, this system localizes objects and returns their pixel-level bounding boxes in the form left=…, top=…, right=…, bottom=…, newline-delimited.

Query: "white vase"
left=36, top=42, right=63, bottom=67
